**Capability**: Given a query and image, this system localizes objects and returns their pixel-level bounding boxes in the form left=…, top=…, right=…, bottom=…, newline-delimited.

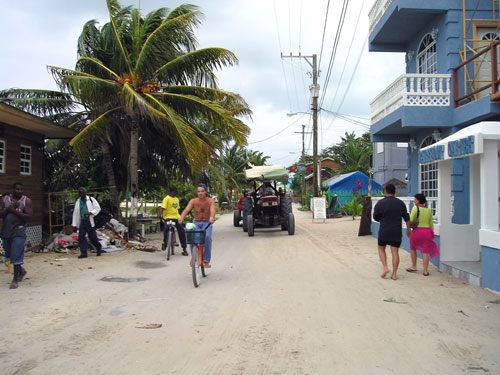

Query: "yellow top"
left=161, top=195, right=181, bottom=219
left=410, top=206, right=434, bottom=229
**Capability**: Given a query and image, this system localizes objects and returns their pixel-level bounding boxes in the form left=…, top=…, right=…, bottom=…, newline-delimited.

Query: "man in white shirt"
left=72, top=187, right=102, bottom=259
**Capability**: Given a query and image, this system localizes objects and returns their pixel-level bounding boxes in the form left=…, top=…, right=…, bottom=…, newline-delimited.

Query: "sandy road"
left=1, top=207, right=500, bottom=375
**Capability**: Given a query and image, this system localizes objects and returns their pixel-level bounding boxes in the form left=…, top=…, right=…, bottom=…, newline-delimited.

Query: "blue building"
left=323, top=171, right=382, bottom=208
left=369, top=0, right=500, bottom=291
left=372, top=141, right=408, bottom=192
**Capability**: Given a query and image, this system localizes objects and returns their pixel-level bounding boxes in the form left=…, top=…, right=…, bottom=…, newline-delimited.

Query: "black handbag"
left=410, top=206, right=420, bottom=229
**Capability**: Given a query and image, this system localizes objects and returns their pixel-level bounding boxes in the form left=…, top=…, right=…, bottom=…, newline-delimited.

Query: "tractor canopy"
left=244, top=165, right=289, bottom=184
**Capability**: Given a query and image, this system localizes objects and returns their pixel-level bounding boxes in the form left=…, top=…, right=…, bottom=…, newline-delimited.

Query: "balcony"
left=370, top=74, right=451, bottom=125
left=369, top=0, right=393, bottom=34
left=368, top=0, right=449, bottom=52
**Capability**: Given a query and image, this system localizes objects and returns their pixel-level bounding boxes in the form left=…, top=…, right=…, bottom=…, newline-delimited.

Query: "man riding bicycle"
left=159, top=186, right=188, bottom=256
left=179, top=184, right=215, bottom=268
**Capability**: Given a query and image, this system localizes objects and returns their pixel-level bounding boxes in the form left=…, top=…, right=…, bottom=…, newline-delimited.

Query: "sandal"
left=423, top=272, right=430, bottom=276
left=406, top=268, right=417, bottom=273
left=203, top=262, right=211, bottom=268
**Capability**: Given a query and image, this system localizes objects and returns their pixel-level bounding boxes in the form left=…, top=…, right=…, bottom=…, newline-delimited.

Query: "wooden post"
left=453, top=68, right=458, bottom=108
left=491, top=41, right=498, bottom=96
left=48, top=192, right=52, bottom=239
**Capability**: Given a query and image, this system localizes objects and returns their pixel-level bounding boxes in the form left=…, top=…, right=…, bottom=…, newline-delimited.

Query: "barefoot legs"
left=378, top=246, right=390, bottom=278
left=390, top=246, right=400, bottom=280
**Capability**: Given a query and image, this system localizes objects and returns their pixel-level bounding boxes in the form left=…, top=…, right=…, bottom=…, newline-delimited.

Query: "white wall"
left=438, top=159, right=481, bottom=261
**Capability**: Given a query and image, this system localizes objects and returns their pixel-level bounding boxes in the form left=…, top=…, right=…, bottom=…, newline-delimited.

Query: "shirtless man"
left=179, top=184, right=215, bottom=268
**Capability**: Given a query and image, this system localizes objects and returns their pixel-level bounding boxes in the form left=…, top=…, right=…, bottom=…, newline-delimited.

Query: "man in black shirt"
left=373, top=184, right=411, bottom=280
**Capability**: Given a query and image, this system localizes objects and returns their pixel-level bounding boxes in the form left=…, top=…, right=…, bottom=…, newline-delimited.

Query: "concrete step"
left=440, top=261, right=481, bottom=287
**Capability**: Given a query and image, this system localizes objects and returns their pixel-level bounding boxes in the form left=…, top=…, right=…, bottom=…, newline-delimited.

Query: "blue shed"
left=323, top=171, right=382, bottom=210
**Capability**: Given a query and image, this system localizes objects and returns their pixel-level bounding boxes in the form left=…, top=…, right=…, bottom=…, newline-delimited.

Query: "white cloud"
left=0, top=0, right=404, bottom=166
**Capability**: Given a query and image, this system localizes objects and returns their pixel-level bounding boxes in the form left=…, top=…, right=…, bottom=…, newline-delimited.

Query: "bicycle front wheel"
left=166, top=231, right=172, bottom=261
left=192, top=245, right=201, bottom=287
left=169, top=230, right=176, bottom=258
left=201, top=245, right=206, bottom=278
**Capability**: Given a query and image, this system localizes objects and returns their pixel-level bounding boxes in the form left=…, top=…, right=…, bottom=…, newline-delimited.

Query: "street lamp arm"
left=286, top=111, right=312, bottom=117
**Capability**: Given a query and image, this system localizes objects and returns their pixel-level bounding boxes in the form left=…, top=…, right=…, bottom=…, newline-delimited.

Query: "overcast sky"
left=0, top=0, right=404, bottom=166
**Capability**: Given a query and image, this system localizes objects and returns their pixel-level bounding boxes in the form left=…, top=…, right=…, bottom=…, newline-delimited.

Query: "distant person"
left=0, top=182, right=32, bottom=289
left=179, top=184, right=215, bottom=268
left=237, top=190, right=249, bottom=213
left=72, top=187, right=102, bottom=259
left=373, top=183, right=411, bottom=280
left=406, top=193, right=439, bottom=276
left=258, top=181, right=274, bottom=196
left=159, top=186, right=187, bottom=256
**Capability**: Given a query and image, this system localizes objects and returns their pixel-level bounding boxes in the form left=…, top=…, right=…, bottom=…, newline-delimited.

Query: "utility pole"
left=311, top=54, right=320, bottom=197
left=295, top=124, right=312, bottom=196
left=281, top=52, right=320, bottom=196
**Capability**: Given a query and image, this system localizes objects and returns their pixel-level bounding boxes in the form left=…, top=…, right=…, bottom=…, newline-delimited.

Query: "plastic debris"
left=135, top=324, right=162, bottom=329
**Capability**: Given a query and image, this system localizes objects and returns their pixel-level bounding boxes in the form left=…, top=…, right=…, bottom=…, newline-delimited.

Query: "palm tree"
left=49, top=0, right=251, bottom=236
left=321, top=132, right=372, bottom=175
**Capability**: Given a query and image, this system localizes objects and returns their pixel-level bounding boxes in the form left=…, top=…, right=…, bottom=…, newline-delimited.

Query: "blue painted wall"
left=482, top=246, right=500, bottom=292
left=451, top=157, right=470, bottom=224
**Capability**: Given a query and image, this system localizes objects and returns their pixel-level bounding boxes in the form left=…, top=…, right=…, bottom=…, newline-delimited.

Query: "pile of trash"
left=43, top=218, right=150, bottom=253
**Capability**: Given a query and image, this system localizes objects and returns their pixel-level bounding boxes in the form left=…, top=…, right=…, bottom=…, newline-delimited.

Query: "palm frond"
left=105, top=0, right=133, bottom=75
left=136, top=8, right=204, bottom=78
left=0, top=88, right=77, bottom=117
left=158, top=92, right=250, bottom=146
left=162, top=85, right=252, bottom=117
left=155, top=48, right=238, bottom=85
left=70, top=106, right=123, bottom=155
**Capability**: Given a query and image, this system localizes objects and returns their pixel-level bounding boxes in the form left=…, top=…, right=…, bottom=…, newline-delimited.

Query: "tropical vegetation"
left=320, top=131, right=372, bottom=175
left=1, top=0, right=253, bottom=237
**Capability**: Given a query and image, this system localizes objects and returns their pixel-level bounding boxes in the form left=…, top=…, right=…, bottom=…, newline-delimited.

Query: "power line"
left=298, top=0, right=303, bottom=51
left=323, top=32, right=368, bottom=133
left=327, top=0, right=365, bottom=111
left=319, top=0, right=350, bottom=108
left=318, top=0, right=331, bottom=73
left=273, top=0, right=293, bottom=111
left=332, top=34, right=368, bottom=121
left=248, top=112, right=308, bottom=145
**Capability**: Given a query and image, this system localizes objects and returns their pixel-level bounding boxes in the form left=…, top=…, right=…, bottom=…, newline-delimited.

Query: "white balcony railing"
left=371, top=196, right=454, bottom=228
left=369, top=0, right=393, bottom=33
left=370, top=74, right=451, bottom=124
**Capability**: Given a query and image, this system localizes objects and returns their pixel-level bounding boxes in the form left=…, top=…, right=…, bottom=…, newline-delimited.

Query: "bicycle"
left=186, top=224, right=210, bottom=287
left=163, top=220, right=177, bottom=261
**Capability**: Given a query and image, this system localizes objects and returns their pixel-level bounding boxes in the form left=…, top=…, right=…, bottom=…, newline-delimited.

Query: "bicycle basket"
left=186, top=230, right=206, bottom=245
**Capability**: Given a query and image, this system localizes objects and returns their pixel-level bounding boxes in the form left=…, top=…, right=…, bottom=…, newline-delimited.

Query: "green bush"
left=341, top=196, right=363, bottom=220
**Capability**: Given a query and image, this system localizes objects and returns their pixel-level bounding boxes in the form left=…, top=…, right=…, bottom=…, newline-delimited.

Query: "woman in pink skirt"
left=406, top=193, right=438, bottom=276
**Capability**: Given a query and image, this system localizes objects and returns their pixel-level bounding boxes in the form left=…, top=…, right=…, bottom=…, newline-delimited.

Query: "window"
left=419, top=136, right=438, bottom=198
left=0, top=140, right=5, bottom=173
left=377, top=142, right=384, bottom=153
left=417, top=34, right=437, bottom=75
left=20, top=145, right=31, bottom=175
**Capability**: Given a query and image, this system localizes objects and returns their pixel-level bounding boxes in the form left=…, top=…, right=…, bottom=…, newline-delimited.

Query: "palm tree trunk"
left=128, top=124, right=139, bottom=238
left=220, top=164, right=231, bottom=204
left=100, top=142, right=122, bottom=220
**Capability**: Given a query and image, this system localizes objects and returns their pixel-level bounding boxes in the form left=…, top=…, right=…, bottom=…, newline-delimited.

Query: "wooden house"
left=0, top=103, right=75, bottom=246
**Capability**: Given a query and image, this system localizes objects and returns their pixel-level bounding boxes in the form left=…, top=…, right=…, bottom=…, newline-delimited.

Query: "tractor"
left=239, top=165, right=295, bottom=237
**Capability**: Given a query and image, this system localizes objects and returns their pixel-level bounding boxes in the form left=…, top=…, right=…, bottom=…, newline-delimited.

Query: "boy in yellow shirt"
left=159, top=186, right=188, bottom=255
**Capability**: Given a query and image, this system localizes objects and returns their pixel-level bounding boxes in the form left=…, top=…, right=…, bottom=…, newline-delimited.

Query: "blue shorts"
left=2, top=237, right=26, bottom=265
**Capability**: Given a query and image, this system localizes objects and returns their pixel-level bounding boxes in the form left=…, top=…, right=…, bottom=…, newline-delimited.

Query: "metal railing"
left=370, top=74, right=451, bottom=124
